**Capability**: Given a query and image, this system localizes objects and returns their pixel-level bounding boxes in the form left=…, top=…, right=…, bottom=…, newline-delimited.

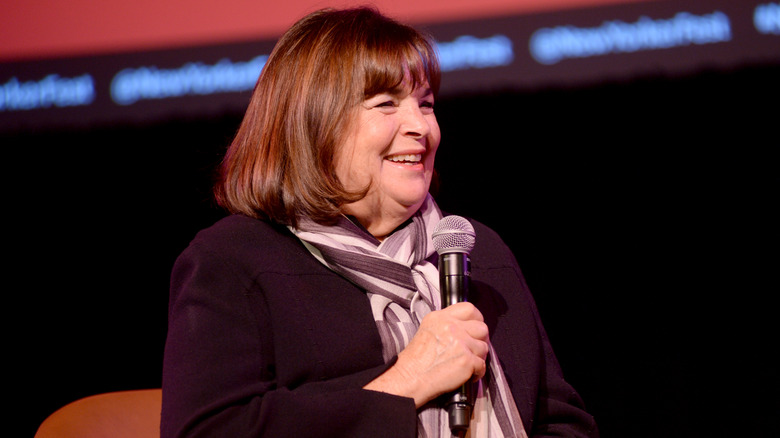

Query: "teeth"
left=387, top=154, right=422, bottom=163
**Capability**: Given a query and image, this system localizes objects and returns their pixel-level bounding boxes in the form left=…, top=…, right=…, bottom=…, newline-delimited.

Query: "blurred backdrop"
left=4, top=0, right=777, bottom=436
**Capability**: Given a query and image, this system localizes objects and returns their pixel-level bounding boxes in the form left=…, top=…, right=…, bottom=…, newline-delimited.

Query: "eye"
left=420, top=100, right=435, bottom=113
left=364, top=93, right=398, bottom=111
left=371, top=97, right=399, bottom=114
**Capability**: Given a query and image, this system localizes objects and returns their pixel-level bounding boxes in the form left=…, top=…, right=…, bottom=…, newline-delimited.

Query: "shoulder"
left=192, top=214, right=282, bottom=242
left=460, top=216, right=518, bottom=271
left=178, top=214, right=316, bottom=275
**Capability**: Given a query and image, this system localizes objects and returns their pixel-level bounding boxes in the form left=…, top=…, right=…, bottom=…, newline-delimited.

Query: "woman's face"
left=335, top=81, right=441, bottom=237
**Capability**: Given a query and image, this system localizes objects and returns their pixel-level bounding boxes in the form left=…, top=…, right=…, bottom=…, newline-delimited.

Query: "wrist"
left=363, top=363, right=428, bottom=408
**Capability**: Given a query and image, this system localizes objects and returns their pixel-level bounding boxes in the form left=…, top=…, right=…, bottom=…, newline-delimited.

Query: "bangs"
left=361, top=37, right=441, bottom=98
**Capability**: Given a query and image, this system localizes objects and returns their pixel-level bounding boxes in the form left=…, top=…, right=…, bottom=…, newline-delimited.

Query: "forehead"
left=365, top=65, right=433, bottom=97
left=361, top=45, right=438, bottom=97
left=382, top=80, right=433, bottom=96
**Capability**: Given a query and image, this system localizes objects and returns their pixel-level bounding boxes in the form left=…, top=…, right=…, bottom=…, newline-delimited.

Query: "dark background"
left=10, top=62, right=777, bottom=437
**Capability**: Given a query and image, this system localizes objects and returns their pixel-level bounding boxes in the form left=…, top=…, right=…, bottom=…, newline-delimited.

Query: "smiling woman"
left=213, top=6, right=440, bottom=229
left=162, top=6, right=599, bottom=438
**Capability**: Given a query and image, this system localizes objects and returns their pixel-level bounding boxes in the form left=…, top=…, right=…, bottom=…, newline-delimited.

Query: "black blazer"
left=161, top=214, right=598, bottom=437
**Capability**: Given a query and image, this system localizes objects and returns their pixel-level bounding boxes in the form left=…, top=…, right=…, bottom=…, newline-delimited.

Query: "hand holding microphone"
left=432, top=215, right=478, bottom=434
left=363, top=216, right=485, bottom=433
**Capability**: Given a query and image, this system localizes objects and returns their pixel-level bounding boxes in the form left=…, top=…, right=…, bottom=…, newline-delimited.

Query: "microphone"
left=432, top=215, right=476, bottom=435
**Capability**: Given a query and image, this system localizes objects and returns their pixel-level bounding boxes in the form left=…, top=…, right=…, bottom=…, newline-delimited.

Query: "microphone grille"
left=432, top=215, right=476, bottom=255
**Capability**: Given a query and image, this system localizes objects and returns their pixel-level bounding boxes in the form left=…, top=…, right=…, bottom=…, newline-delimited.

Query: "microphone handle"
left=439, top=252, right=473, bottom=434
left=439, top=252, right=469, bottom=306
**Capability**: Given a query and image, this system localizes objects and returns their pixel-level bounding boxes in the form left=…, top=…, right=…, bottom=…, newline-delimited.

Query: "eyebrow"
left=365, top=85, right=433, bottom=102
left=387, top=86, right=433, bottom=98
left=417, top=87, right=434, bottom=98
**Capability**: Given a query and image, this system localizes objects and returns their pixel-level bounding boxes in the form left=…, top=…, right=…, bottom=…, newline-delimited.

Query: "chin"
left=396, top=192, right=429, bottom=211
left=392, top=180, right=431, bottom=203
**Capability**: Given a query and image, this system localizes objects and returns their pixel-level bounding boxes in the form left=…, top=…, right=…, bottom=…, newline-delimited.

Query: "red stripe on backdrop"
left=1, top=0, right=652, bottom=61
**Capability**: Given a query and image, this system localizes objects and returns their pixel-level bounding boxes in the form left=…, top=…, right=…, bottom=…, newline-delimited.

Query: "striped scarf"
left=290, top=194, right=527, bottom=438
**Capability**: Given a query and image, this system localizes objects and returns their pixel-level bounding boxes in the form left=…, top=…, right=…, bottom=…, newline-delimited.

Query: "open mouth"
left=386, top=154, right=422, bottom=165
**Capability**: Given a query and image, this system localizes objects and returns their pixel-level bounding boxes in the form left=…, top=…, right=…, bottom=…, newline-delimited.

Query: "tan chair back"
left=35, top=389, right=162, bottom=438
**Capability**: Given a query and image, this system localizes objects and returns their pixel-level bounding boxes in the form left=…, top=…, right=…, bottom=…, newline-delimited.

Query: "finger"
left=470, top=352, right=488, bottom=381
left=462, top=319, right=489, bottom=342
left=463, top=335, right=489, bottom=361
left=444, top=302, right=484, bottom=322
left=472, top=358, right=487, bottom=381
left=444, top=335, right=488, bottom=383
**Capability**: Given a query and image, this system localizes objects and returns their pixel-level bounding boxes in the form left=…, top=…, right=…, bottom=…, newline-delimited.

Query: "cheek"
left=334, top=116, right=374, bottom=183
left=428, top=122, right=442, bottom=162
left=334, top=139, right=359, bottom=189
left=428, top=117, right=441, bottom=147
left=425, top=146, right=438, bottom=169
left=334, top=142, right=376, bottom=191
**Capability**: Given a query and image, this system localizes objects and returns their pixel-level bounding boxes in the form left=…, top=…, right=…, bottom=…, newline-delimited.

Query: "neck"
left=352, top=213, right=409, bottom=241
left=343, top=206, right=417, bottom=242
left=341, top=195, right=430, bottom=241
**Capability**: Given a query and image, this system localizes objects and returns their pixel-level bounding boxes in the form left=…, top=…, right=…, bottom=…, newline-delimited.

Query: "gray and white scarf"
left=290, top=194, right=527, bottom=438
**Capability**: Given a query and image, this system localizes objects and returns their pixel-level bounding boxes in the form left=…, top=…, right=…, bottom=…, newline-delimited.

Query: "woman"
left=162, top=7, right=598, bottom=437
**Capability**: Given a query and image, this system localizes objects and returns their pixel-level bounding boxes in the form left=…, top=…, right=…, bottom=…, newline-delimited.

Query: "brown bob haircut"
left=214, top=7, right=441, bottom=227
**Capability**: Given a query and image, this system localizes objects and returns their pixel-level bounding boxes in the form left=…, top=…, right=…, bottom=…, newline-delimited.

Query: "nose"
left=401, top=103, right=431, bottom=139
